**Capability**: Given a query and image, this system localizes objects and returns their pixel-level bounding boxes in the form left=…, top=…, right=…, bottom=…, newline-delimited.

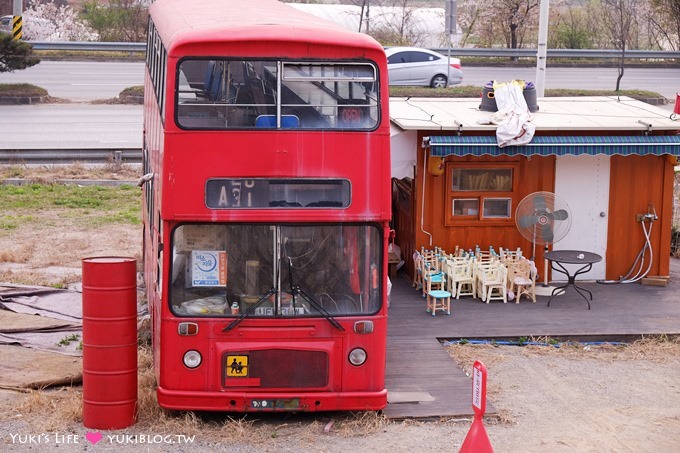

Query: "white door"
left=553, top=155, right=609, bottom=281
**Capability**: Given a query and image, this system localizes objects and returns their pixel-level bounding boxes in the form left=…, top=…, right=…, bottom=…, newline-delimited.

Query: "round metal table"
left=544, top=250, right=602, bottom=309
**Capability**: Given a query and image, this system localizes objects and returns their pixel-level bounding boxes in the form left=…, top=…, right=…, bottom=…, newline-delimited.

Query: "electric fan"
left=515, top=191, right=572, bottom=292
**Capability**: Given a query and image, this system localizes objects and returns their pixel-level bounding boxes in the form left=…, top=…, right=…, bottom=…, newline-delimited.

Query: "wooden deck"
left=383, top=258, right=680, bottom=419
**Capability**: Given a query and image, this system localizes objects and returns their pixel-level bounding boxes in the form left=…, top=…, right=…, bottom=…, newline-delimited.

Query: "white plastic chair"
left=476, top=261, right=508, bottom=303
left=508, top=258, right=537, bottom=303
left=449, top=259, right=476, bottom=299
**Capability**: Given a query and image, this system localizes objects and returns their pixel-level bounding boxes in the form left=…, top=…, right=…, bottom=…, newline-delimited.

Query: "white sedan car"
left=386, top=47, right=463, bottom=88
left=1, top=15, right=12, bottom=34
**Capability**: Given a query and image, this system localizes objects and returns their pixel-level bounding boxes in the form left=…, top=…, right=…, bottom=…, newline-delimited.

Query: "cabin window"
left=445, top=163, right=518, bottom=225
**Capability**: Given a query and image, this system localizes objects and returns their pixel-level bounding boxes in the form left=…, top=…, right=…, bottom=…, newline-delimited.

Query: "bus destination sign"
left=205, top=178, right=350, bottom=209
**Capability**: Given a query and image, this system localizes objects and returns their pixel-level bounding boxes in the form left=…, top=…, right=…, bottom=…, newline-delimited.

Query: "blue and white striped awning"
left=425, top=135, right=680, bottom=157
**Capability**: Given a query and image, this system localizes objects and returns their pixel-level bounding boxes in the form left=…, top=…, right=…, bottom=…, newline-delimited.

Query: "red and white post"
left=459, top=360, right=494, bottom=453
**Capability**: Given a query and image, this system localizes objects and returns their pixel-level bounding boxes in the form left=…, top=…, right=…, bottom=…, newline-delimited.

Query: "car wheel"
left=430, top=75, right=448, bottom=88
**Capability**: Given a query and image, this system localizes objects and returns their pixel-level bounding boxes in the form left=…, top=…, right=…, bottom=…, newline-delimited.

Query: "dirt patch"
left=446, top=340, right=680, bottom=452
left=1, top=168, right=680, bottom=451
left=0, top=220, right=140, bottom=287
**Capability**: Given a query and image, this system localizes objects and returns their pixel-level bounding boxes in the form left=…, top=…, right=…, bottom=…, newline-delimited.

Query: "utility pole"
left=535, top=0, right=549, bottom=98
left=12, top=0, right=22, bottom=40
left=445, top=0, right=456, bottom=86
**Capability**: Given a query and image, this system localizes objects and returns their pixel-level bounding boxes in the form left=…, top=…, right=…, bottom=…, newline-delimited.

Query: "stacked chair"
left=506, top=257, right=538, bottom=303
left=445, top=254, right=476, bottom=299
left=415, top=247, right=451, bottom=316
left=411, top=245, right=536, bottom=314
left=424, top=268, right=451, bottom=316
left=474, top=253, right=508, bottom=304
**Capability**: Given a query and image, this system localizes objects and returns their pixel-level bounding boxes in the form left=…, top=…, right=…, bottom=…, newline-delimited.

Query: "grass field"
left=0, top=182, right=141, bottom=231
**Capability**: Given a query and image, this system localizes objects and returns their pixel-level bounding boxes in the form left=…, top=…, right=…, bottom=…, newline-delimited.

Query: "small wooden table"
left=544, top=250, right=602, bottom=310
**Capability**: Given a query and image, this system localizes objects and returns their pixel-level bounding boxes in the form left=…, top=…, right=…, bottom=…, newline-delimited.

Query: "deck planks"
left=383, top=259, right=680, bottom=418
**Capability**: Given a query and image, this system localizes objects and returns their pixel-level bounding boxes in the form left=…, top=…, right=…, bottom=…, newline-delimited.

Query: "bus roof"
left=150, top=0, right=384, bottom=56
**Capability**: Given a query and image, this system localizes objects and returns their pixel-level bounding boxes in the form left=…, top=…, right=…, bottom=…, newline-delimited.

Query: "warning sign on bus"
left=190, top=250, right=227, bottom=287
left=226, top=355, right=249, bottom=377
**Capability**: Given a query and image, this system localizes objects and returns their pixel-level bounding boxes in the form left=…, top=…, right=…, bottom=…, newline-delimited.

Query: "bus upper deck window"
left=176, top=59, right=379, bottom=130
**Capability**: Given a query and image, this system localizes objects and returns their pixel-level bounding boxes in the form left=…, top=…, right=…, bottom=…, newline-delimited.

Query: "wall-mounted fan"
left=515, top=191, right=572, bottom=288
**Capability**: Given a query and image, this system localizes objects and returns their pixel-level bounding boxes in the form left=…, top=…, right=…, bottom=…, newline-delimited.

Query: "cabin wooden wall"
left=402, top=133, right=675, bottom=283
left=606, top=155, right=674, bottom=279
left=413, top=137, right=556, bottom=264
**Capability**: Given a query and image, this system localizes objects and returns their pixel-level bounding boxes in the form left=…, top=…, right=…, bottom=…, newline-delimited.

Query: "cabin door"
left=553, top=155, right=609, bottom=280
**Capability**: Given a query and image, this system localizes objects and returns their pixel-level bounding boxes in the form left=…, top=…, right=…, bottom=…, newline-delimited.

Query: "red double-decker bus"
left=141, top=0, right=391, bottom=412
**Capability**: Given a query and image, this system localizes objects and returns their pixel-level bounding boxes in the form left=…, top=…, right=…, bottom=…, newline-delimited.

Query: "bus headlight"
left=183, top=350, right=202, bottom=369
left=348, top=348, right=367, bottom=366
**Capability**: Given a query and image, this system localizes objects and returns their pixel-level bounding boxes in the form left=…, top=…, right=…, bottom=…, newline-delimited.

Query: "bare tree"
left=81, top=0, right=148, bottom=42
left=369, top=0, right=428, bottom=46
left=391, top=0, right=418, bottom=45
left=600, top=0, right=639, bottom=91
left=646, top=0, right=680, bottom=50
left=458, top=0, right=540, bottom=49
left=496, top=0, right=541, bottom=49
left=455, top=1, right=483, bottom=47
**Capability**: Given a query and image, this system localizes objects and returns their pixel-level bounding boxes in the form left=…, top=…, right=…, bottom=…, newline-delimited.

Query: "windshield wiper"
left=288, top=257, right=345, bottom=331
left=223, top=287, right=276, bottom=332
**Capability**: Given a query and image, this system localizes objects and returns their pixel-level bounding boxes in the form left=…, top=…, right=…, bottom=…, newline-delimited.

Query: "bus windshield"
left=170, top=224, right=383, bottom=317
left=176, top=59, right=379, bottom=130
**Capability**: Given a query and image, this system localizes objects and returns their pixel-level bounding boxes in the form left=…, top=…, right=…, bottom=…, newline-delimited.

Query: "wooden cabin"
left=389, top=96, right=680, bottom=282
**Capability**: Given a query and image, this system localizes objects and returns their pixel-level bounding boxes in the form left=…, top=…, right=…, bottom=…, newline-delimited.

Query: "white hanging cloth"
left=490, top=80, right=536, bottom=148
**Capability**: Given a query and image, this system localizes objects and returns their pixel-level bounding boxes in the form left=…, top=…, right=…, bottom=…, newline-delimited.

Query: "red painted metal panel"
left=145, top=0, right=390, bottom=413
left=81, top=257, right=138, bottom=429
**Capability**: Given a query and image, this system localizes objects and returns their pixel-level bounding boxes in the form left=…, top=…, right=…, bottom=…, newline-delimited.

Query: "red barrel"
left=82, top=257, right=138, bottom=429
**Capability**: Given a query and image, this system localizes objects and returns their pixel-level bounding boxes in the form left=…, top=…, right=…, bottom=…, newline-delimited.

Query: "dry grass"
left=12, top=387, right=83, bottom=432
left=2, top=345, right=395, bottom=444
left=0, top=163, right=140, bottom=182
left=15, top=337, right=657, bottom=436
left=2, top=335, right=678, bottom=445
left=444, top=335, right=680, bottom=427
left=131, top=346, right=391, bottom=442
left=445, top=335, right=680, bottom=367
left=618, top=334, right=680, bottom=361
left=0, top=269, right=81, bottom=288
left=0, top=245, right=33, bottom=263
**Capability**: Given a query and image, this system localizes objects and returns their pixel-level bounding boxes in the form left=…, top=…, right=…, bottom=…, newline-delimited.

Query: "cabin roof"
left=389, top=96, right=679, bottom=133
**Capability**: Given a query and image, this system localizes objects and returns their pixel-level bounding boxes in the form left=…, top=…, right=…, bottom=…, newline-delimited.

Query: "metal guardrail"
left=30, top=41, right=147, bottom=52
left=0, top=148, right=142, bottom=164
left=433, top=48, right=680, bottom=60
left=27, top=41, right=680, bottom=60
